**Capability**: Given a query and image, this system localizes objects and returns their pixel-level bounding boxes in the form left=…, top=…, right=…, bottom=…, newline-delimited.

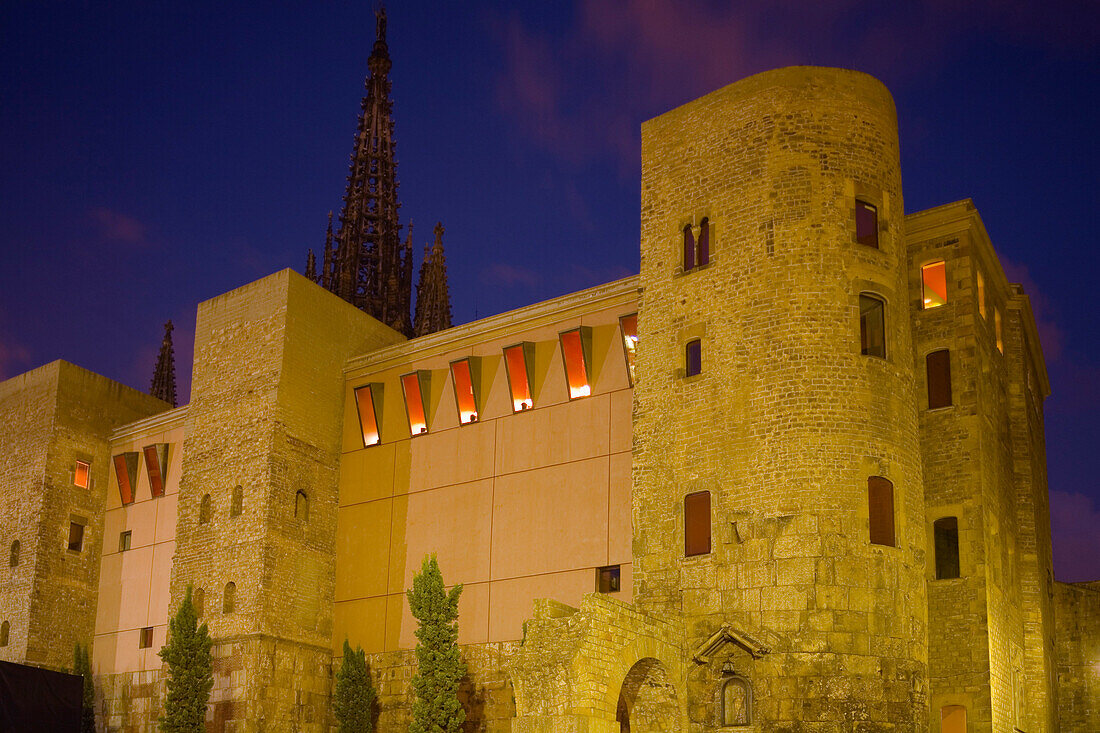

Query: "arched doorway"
left=616, top=658, right=680, bottom=733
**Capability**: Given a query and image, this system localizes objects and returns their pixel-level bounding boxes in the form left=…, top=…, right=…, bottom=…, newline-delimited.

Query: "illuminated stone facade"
left=0, top=67, right=1097, bottom=732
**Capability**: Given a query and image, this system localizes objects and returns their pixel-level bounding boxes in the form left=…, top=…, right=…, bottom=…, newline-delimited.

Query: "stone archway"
left=615, top=658, right=680, bottom=733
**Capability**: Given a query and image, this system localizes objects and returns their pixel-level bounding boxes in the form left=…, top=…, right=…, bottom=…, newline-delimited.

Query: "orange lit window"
left=73, top=460, right=90, bottom=489
left=143, top=444, right=168, bottom=498
left=113, top=452, right=138, bottom=505
left=856, top=200, right=878, bottom=248
left=995, top=308, right=1003, bottom=353
left=559, top=328, right=591, bottom=399
left=354, top=384, right=381, bottom=447
left=503, top=343, right=534, bottom=412
left=401, top=372, right=430, bottom=435
left=619, top=314, right=638, bottom=386
left=450, top=359, right=480, bottom=424
left=976, top=269, right=986, bottom=318
left=921, top=261, right=947, bottom=309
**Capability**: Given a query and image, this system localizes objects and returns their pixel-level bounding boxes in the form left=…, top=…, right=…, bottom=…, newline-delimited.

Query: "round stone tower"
left=633, top=67, right=928, bottom=731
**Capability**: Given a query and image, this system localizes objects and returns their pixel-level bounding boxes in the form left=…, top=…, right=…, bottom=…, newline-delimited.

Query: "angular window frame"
left=618, top=313, right=638, bottom=387
left=921, top=260, right=947, bottom=309
left=859, top=293, right=887, bottom=359
left=855, top=200, right=879, bottom=248
left=113, top=452, right=139, bottom=505
left=503, top=342, right=535, bottom=412
left=684, top=490, right=712, bottom=557
left=559, top=327, right=593, bottom=400
left=119, top=530, right=132, bottom=553
left=143, top=444, right=169, bottom=498
left=354, top=383, right=383, bottom=447
left=450, top=357, right=481, bottom=425
left=400, top=371, right=432, bottom=436
left=926, top=349, right=953, bottom=409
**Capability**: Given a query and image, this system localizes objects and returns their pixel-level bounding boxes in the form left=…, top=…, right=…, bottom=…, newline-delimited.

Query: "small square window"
left=74, top=460, right=90, bottom=489
left=597, top=565, right=621, bottom=593
left=119, top=530, right=132, bottom=552
left=856, top=201, right=878, bottom=248
left=685, top=339, right=702, bottom=378
left=68, top=522, right=85, bottom=553
left=139, top=627, right=153, bottom=649
left=921, top=261, right=947, bottom=309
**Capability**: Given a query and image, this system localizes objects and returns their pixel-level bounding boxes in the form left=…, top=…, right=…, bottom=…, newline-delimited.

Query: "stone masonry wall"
left=1055, top=580, right=1100, bottom=731
left=635, top=66, right=928, bottom=732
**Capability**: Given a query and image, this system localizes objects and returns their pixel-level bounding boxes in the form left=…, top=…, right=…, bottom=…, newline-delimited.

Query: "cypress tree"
left=406, top=555, right=466, bottom=733
left=333, top=639, right=376, bottom=733
left=73, top=642, right=96, bottom=733
left=158, top=586, right=213, bottom=732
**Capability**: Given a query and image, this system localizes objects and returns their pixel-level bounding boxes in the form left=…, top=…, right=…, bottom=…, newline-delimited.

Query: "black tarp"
left=0, top=659, right=81, bottom=732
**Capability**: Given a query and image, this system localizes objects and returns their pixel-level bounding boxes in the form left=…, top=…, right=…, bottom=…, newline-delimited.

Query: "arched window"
left=9, top=540, right=19, bottom=568
left=859, top=294, right=886, bottom=358
left=721, top=676, right=751, bottom=726
left=934, top=516, right=960, bottom=579
left=223, top=582, right=236, bottom=614
left=683, top=224, right=696, bottom=271
left=698, top=217, right=710, bottom=266
left=193, top=587, right=205, bottom=617
left=941, top=704, right=967, bottom=733
left=868, top=476, right=895, bottom=547
left=295, top=490, right=309, bottom=523
left=231, top=486, right=243, bottom=517
left=199, top=494, right=212, bottom=525
left=685, top=339, right=702, bottom=378
left=0, top=621, right=8, bottom=647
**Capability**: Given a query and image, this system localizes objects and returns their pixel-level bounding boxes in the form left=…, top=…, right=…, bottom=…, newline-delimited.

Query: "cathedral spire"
left=317, top=4, right=412, bottom=336
left=305, top=249, right=317, bottom=282
left=150, top=320, right=178, bottom=408
left=321, top=212, right=334, bottom=289
left=413, top=222, right=453, bottom=337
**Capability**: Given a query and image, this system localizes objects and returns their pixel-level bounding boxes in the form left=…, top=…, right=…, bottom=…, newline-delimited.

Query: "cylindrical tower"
left=634, top=67, right=928, bottom=731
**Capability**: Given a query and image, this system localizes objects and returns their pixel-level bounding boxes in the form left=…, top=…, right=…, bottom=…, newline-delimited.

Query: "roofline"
left=110, top=404, right=189, bottom=443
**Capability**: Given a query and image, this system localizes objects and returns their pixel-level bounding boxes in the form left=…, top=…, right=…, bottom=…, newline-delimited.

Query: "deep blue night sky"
left=2, top=1, right=1097, bottom=579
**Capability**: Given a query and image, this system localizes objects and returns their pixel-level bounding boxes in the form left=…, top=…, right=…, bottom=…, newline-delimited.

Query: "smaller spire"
left=150, top=320, right=178, bottom=408
left=369, top=6, right=391, bottom=75
left=413, top=222, right=453, bottom=337
left=305, top=249, right=317, bottom=282
left=321, top=212, right=335, bottom=290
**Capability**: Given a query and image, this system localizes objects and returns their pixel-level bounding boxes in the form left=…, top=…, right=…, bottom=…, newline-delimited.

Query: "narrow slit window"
left=119, top=530, right=132, bottom=552
left=503, top=343, right=534, bottom=412
left=450, top=359, right=480, bottom=425
left=354, top=384, right=382, bottom=447
left=194, top=587, right=205, bottom=617
left=68, top=521, right=85, bottom=552
left=0, top=621, right=8, bottom=647
left=199, top=494, right=212, bottom=525
left=921, top=261, right=947, bottom=309
left=9, top=540, right=19, bottom=568
left=934, top=516, right=961, bottom=579
left=143, top=444, right=169, bottom=498
left=685, top=339, right=702, bottom=378
left=856, top=200, right=878, bottom=248
left=977, top=269, right=986, bottom=318
left=683, top=224, right=696, bottom=271
left=559, top=328, right=592, bottom=399
left=401, top=372, right=430, bottom=435
left=619, top=313, right=638, bottom=386
left=698, top=217, right=710, bottom=266
left=859, top=294, right=886, bottom=358
left=113, top=452, right=139, bottom=505
left=74, top=460, right=90, bottom=489
left=926, top=349, right=952, bottom=409
left=223, top=582, right=236, bottom=614
left=685, top=490, right=711, bottom=557
left=139, top=627, right=153, bottom=649
left=868, top=476, right=895, bottom=547
left=995, top=308, right=1003, bottom=353
left=597, top=565, right=621, bottom=593
left=231, top=485, right=243, bottom=517
left=295, top=490, right=309, bottom=523
left=941, top=705, right=967, bottom=733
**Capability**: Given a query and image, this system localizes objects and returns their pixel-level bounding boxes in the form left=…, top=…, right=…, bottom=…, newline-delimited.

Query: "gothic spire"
left=150, top=320, right=178, bottom=408
left=413, top=222, right=453, bottom=337
left=321, top=212, right=334, bottom=289
left=318, top=4, right=412, bottom=336
left=305, top=249, right=317, bottom=282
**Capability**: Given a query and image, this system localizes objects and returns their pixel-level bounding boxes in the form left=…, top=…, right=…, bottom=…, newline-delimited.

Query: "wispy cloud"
left=481, top=263, right=541, bottom=289
left=1001, top=257, right=1063, bottom=362
left=1051, top=490, right=1100, bottom=582
left=88, top=208, right=149, bottom=246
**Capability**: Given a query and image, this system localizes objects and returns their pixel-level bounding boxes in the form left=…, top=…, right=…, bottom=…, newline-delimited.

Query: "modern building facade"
left=1, top=67, right=1097, bottom=733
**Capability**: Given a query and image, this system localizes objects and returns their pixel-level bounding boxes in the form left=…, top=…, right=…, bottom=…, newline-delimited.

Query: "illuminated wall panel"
left=450, top=358, right=480, bottom=424
left=559, top=328, right=592, bottom=399
left=503, top=343, right=534, bottom=411
left=354, top=384, right=382, bottom=447
left=401, top=372, right=431, bottom=436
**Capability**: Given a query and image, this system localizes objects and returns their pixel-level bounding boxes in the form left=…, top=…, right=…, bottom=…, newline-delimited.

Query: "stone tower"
left=634, top=67, right=928, bottom=730
left=318, top=7, right=414, bottom=337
